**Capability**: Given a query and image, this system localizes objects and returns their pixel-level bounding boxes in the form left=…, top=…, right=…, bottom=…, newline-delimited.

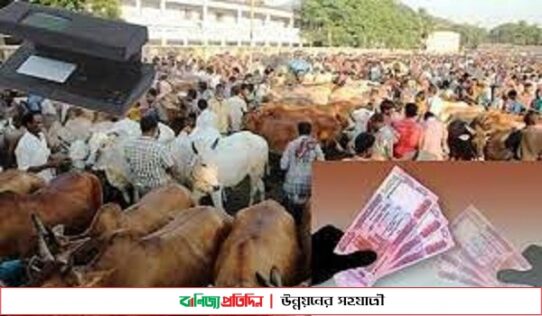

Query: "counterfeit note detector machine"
left=0, top=1, right=155, bottom=115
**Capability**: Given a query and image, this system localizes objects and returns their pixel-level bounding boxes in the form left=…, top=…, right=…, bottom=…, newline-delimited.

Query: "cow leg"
left=257, top=178, right=265, bottom=203
left=249, top=175, right=265, bottom=205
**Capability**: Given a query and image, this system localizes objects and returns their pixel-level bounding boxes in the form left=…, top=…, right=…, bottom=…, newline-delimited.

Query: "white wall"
left=121, top=0, right=301, bottom=46
left=426, top=31, right=461, bottom=53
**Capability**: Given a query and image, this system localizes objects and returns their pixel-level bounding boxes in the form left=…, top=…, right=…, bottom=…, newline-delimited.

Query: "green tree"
left=489, top=21, right=542, bottom=45
left=30, top=0, right=121, bottom=19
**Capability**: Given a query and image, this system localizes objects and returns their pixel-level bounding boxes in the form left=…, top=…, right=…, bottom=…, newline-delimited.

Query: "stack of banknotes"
left=333, top=166, right=529, bottom=287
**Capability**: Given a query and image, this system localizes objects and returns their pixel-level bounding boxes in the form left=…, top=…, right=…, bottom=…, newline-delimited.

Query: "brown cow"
left=245, top=105, right=347, bottom=153
left=0, top=170, right=46, bottom=195
left=520, top=126, right=542, bottom=161
left=0, top=172, right=102, bottom=258
left=213, top=200, right=302, bottom=287
left=82, top=183, right=195, bottom=240
left=38, top=206, right=232, bottom=287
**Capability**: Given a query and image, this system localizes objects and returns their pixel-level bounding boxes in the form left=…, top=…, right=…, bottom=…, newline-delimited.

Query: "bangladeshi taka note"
left=437, top=205, right=531, bottom=287
left=334, top=166, right=446, bottom=287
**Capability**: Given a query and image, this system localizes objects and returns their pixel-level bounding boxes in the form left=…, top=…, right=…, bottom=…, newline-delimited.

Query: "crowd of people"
left=0, top=50, right=541, bottom=219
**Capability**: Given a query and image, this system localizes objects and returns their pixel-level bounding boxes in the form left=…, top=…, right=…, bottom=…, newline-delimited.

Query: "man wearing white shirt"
left=15, top=112, right=66, bottom=182
left=428, top=85, right=444, bottom=117
left=226, top=86, right=248, bottom=133
left=195, top=99, right=219, bottom=130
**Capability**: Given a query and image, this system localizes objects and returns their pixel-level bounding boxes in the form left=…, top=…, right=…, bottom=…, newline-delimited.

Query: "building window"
left=141, top=0, right=160, bottom=9
left=121, top=0, right=137, bottom=7
left=216, top=12, right=224, bottom=22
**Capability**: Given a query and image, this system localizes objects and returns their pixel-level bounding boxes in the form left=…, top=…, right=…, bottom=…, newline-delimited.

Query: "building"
left=425, top=31, right=461, bottom=54
left=120, top=0, right=303, bottom=47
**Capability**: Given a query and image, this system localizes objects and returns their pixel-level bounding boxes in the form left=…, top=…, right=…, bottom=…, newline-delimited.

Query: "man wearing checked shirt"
left=124, top=114, right=179, bottom=197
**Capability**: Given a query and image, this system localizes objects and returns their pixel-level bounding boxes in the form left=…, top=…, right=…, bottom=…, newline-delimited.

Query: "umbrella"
left=288, top=59, right=311, bottom=74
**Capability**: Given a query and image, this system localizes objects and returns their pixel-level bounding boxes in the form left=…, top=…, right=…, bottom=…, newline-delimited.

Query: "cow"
left=213, top=200, right=302, bottom=287
left=0, top=170, right=46, bottom=195
left=80, top=183, right=195, bottom=240
left=0, top=172, right=102, bottom=258
left=189, top=130, right=268, bottom=211
left=519, top=126, right=542, bottom=161
left=439, top=102, right=485, bottom=124
left=447, top=119, right=486, bottom=161
left=33, top=206, right=232, bottom=287
left=245, top=105, right=346, bottom=154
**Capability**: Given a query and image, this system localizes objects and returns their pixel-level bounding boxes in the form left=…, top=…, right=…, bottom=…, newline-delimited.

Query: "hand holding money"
left=497, top=245, right=542, bottom=287
left=311, top=225, right=377, bottom=286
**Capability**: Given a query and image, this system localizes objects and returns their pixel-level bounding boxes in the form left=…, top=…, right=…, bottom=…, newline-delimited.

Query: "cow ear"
left=211, top=138, right=220, bottom=150
left=191, top=141, right=199, bottom=155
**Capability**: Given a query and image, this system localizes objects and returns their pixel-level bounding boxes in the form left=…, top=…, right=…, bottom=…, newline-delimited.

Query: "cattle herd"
left=0, top=50, right=541, bottom=287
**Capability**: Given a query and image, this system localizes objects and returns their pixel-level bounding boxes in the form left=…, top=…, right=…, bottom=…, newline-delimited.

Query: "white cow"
left=70, top=119, right=177, bottom=203
left=169, top=126, right=222, bottom=186
left=189, top=129, right=269, bottom=211
left=86, top=132, right=135, bottom=202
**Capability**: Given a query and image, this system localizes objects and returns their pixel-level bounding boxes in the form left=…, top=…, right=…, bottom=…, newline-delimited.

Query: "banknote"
left=438, top=253, right=496, bottom=286
left=381, top=225, right=455, bottom=277
left=381, top=204, right=451, bottom=269
left=436, top=205, right=531, bottom=287
left=437, top=258, right=487, bottom=287
left=334, top=166, right=439, bottom=287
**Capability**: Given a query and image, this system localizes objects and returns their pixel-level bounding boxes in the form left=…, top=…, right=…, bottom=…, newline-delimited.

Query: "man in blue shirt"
left=506, top=90, right=525, bottom=114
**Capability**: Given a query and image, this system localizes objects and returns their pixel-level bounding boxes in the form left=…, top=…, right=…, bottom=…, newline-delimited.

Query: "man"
left=15, top=112, right=65, bottom=182
left=281, top=122, right=325, bottom=225
left=124, top=114, right=178, bottom=196
left=209, top=84, right=229, bottom=135
left=369, top=113, right=397, bottom=161
left=343, top=133, right=376, bottom=161
left=195, top=99, right=219, bottom=130
left=380, top=99, right=400, bottom=125
left=427, top=85, right=444, bottom=118
left=506, top=90, right=525, bottom=114
left=226, top=85, right=248, bottom=133
left=392, top=103, right=424, bottom=160
left=418, top=112, right=449, bottom=161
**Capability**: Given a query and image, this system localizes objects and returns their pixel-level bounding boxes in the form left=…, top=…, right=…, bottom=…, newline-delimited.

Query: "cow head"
left=448, top=119, right=489, bottom=161
left=69, top=140, right=90, bottom=170
left=190, top=139, right=221, bottom=195
left=27, top=213, right=94, bottom=286
left=468, top=122, right=490, bottom=161
left=86, top=132, right=118, bottom=169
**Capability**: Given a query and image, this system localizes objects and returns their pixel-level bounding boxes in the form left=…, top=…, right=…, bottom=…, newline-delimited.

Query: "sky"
left=265, top=0, right=542, bottom=29
left=399, top=0, right=542, bottom=28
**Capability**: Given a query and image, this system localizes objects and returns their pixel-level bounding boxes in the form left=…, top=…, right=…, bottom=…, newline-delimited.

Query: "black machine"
left=0, top=1, right=155, bottom=115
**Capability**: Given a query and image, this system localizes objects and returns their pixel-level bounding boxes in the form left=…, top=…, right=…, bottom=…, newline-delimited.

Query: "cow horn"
left=465, top=125, right=476, bottom=135
left=31, top=214, right=55, bottom=262
left=191, top=141, right=199, bottom=155
left=270, top=266, right=283, bottom=287
left=255, top=271, right=273, bottom=287
left=211, top=138, right=220, bottom=150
